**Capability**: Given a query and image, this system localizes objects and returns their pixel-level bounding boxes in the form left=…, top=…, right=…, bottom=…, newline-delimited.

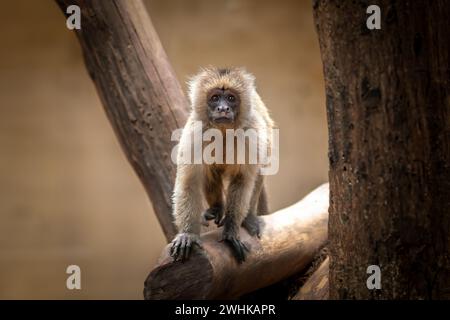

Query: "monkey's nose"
left=216, top=105, right=230, bottom=113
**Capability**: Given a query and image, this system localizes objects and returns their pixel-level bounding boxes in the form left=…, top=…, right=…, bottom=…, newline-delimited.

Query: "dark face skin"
left=207, top=88, right=240, bottom=125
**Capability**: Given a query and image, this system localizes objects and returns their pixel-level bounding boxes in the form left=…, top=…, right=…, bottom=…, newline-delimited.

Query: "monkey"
left=169, top=67, right=274, bottom=263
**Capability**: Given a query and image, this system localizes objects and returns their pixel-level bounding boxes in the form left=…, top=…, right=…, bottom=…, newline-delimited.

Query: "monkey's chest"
left=203, top=136, right=253, bottom=167
left=209, top=163, right=241, bottom=178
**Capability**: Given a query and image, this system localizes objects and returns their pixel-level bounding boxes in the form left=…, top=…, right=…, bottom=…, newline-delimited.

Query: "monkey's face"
left=206, top=88, right=240, bottom=126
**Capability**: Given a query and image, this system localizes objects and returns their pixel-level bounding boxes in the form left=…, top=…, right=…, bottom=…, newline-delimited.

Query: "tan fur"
left=172, top=67, right=274, bottom=237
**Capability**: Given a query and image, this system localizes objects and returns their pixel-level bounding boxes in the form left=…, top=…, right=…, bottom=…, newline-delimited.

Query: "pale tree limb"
left=144, top=183, right=329, bottom=299
left=292, top=257, right=329, bottom=300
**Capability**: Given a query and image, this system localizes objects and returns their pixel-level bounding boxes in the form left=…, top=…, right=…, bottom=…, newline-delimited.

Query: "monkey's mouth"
left=213, top=116, right=234, bottom=124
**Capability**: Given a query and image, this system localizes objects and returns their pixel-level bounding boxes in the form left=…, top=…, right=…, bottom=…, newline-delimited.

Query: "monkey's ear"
left=186, top=66, right=213, bottom=106
left=236, top=67, right=256, bottom=88
left=244, top=72, right=256, bottom=87
left=186, top=74, right=201, bottom=106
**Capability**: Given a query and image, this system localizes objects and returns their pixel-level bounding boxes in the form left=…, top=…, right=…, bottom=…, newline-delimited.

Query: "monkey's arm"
left=248, top=174, right=264, bottom=214
left=221, top=167, right=257, bottom=262
left=202, top=167, right=224, bottom=225
left=242, top=174, right=265, bottom=237
left=170, top=163, right=204, bottom=261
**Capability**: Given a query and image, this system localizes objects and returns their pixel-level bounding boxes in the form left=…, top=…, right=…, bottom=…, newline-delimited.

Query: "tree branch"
left=293, top=257, right=329, bottom=300
left=55, top=0, right=189, bottom=241
left=144, top=183, right=329, bottom=299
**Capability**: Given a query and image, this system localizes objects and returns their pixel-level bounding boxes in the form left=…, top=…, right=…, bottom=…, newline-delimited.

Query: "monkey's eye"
left=227, top=95, right=235, bottom=102
left=210, top=95, right=219, bottom=102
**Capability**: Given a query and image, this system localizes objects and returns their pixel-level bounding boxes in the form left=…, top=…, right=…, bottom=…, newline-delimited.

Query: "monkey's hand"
left=202, top=205, right=224, bottom=226
left=220, top=217, right=249, bottom=263
left=242, top=214, right=262, bottom=238
left=169, top=233, right=202, bottom=262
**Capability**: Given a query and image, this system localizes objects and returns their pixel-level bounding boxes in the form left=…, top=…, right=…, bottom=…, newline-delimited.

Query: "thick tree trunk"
left=55, top=0, right=189, bottom=241
left=313, top=0, right=450, bottom=299
left=144, top=184, right=329, bottom=300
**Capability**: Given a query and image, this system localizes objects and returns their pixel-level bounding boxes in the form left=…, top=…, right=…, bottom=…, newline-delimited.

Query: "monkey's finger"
left=173, top=236, right=184, bottom=257
left=217, top=216, right=226, bottom=227
left=184, top=244, right=191, bottom=261
left=194, top=238, right=202, bottom=247
left=170, top=239, right=177, bottom=256
left=204, top=210, right=216, bottom=221
left=171, top=241, right=180, bottom=259
left=178, top=237, right=187, bottom=261
left=242, top=241, right=250, bottom=252
left=184, top=238, right=192, bottom=261
left=239, top=241, right=247, bottom=261
left=254, top=220, right=262, bottom=239
left=215, top=212, right=223, bottom=226
left=235, top=242, right=246, bottom=263
left=171, top=245, right=179, bottom=261
left=230, top=239, right=242, bottom=261
left=237, top=240, right=249, bottom=260
left=229, top=238, right=246, bottom=263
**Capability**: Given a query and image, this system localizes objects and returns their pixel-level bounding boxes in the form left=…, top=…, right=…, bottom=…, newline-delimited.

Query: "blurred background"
left=0, top=0, right=327, bottom=299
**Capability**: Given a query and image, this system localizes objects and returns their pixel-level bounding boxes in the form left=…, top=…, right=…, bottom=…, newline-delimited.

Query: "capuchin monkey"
left=170, top=67, right=274, bottom=263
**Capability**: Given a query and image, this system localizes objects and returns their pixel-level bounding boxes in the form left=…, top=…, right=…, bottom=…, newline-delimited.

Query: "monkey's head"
left=188, top=67, right=256, bottom=128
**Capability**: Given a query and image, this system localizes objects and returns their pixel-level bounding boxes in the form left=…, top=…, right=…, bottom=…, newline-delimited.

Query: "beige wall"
left=0, top=0, right=327, bottom=299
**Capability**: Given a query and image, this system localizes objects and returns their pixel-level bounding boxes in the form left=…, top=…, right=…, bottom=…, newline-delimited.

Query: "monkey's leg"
left=202, top=168, right=224, bottom=226
left=170, top=164, right=204, bottom=262
left=242, top=174, right=264, bottom=238
left=257, top=185, right=269, bottom=216
left=220, top=171, right=256, bottom=263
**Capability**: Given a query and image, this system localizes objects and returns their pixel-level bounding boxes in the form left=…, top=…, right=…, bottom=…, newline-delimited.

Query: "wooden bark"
left=55, top=0, right=189, bottom=241
left=313, top=0, right=450, bottom=299
left=144, top=183, right=329, bottom=300
left=293, top=257, right=329, bottom=300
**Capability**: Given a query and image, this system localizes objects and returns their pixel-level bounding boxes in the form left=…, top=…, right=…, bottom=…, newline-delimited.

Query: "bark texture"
left=313, top=0, right=450, bottom=299
left=56, top=0, right=189, bottom=241
left=144, top=184, right=329, bottom=299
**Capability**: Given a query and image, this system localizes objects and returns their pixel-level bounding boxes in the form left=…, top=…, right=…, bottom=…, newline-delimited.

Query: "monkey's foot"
left=169, top=233, right=201, bottom=262
left=220, top=228, right=249, bottom=263
left=242, top=214, right=262, bottom=238
left=202, top=205, right=223, bottom=226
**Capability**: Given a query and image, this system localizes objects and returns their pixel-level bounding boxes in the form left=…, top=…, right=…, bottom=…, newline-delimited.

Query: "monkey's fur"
left=170, top=67, right=274, bottom=263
